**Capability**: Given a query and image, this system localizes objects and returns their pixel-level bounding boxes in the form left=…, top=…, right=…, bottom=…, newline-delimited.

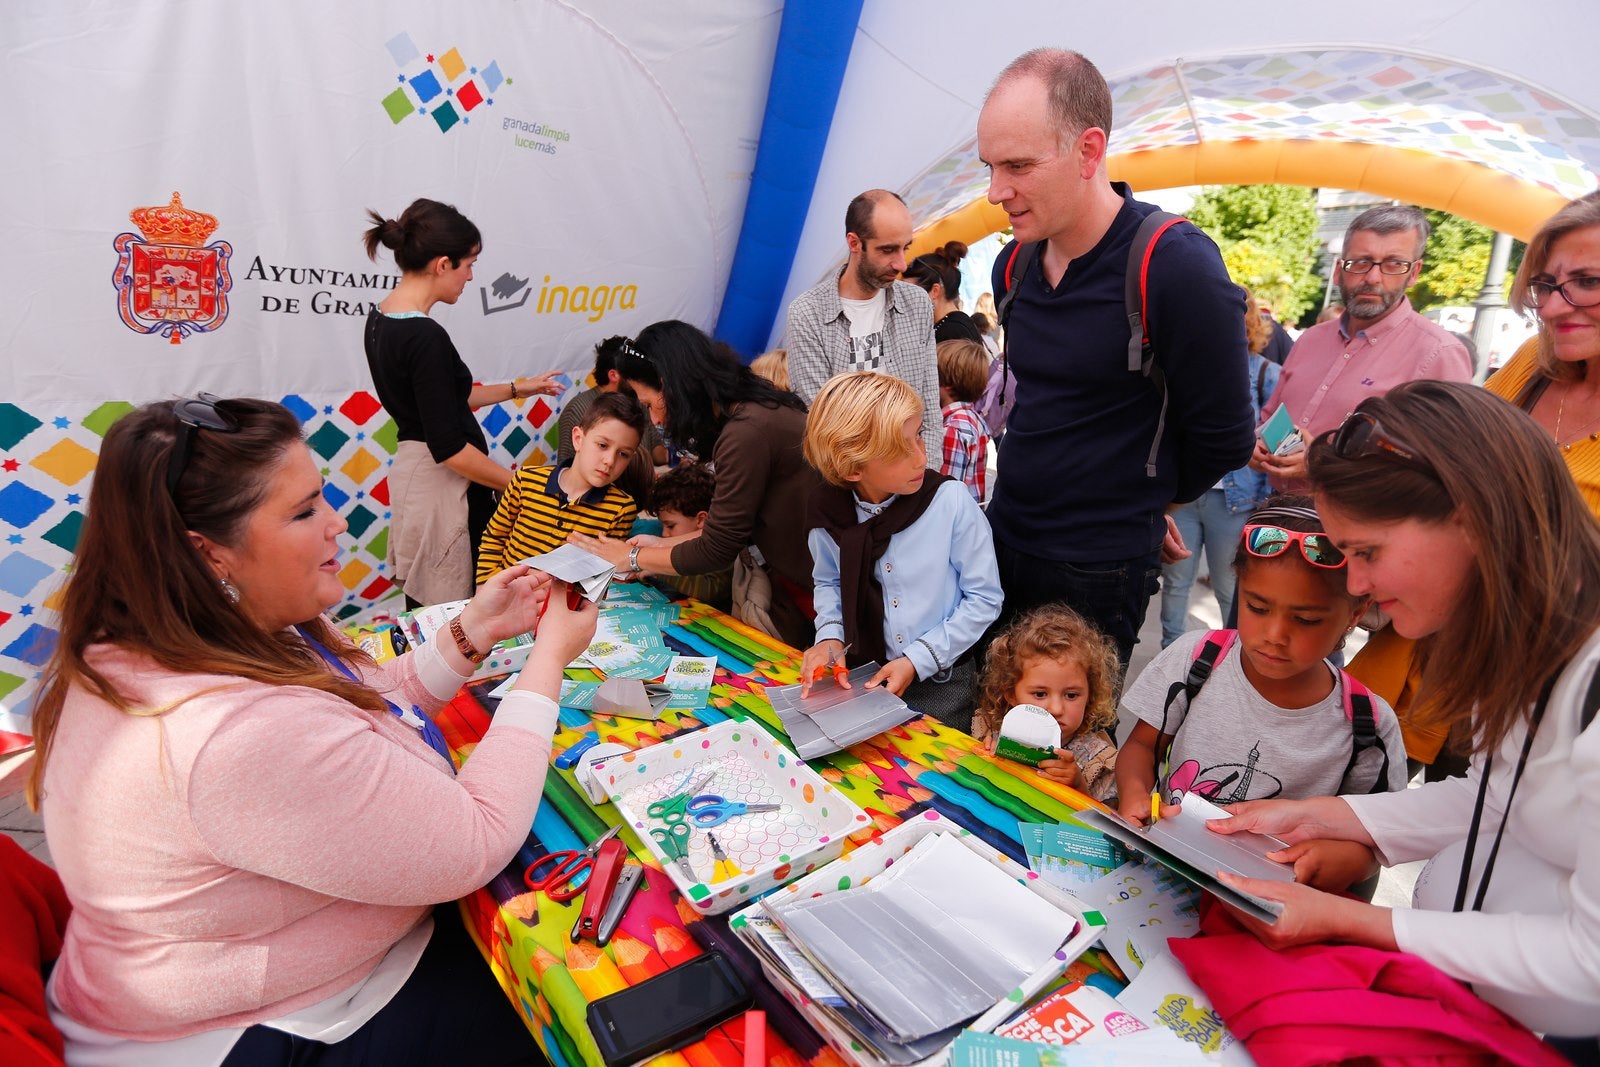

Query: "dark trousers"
left=222, top=904, right=547, bottom=1067
left=992, top=539, right=1162, bottom=677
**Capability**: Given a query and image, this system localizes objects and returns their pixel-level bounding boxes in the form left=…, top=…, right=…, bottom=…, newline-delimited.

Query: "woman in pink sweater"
left=27, top=396, right=591, bottom=1066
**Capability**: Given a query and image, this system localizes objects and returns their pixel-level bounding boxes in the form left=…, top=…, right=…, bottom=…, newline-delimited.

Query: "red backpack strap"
left=1157, top=630, right=1236, bottom=766
left=994, top=241, right=1040, bottom=420
left=998, top=241, right=1039, bottom=336
left=1123, top=212, right=1188, bottom=376
left=1121, top=211, right=1187, bottom=477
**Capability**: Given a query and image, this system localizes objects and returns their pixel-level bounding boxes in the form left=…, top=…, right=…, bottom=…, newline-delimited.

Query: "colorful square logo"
left=380, top=32, right=507, bottom=133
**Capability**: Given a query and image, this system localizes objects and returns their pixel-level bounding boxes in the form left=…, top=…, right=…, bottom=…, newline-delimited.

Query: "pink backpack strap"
left=1335, top=666, right=1393, bottom=794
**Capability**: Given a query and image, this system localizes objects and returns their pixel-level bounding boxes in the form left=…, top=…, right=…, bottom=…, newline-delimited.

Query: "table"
left=434, top=598, right=1104, bottom=1067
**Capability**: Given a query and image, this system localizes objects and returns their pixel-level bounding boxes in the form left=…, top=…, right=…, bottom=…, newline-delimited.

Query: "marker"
left=1150, top=789, right=1161, bottom=825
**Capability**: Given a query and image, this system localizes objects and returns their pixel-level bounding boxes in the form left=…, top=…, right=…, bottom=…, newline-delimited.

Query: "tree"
left=1186, top=185, right=1323, bottom=324
left=1408, top=209, right=1524, bottom=312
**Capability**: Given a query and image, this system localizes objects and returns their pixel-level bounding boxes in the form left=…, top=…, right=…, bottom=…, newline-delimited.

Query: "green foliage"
left=1186, top=185, right=1322, bottom=323
left=1409, top=209, right=1524, bottom=312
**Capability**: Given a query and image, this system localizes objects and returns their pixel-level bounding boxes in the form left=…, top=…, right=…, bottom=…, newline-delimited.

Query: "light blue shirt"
left=809, top=480, right=1003, bottom=680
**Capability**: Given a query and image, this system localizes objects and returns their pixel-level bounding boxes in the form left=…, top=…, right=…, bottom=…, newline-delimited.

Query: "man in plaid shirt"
left=937, top=339, right=991, bottom=502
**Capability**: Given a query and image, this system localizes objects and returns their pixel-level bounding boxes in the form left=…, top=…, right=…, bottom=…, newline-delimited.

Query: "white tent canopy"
left=774, top=2, right=1598, bottom=345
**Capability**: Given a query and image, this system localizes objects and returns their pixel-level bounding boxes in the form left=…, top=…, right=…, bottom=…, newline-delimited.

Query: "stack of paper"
left=760, top=832, right=1080, bottom=1048
left=763, top=663, right=917, bottom=758
left=1021, top=820, right=1129, bottom=892
left=520, top=544, right=617, bottom=602
left=485, top=561, right=713, bottom=713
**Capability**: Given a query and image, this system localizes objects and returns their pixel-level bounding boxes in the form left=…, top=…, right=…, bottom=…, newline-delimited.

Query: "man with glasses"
left=1253, top=204, right=1473, bottom=491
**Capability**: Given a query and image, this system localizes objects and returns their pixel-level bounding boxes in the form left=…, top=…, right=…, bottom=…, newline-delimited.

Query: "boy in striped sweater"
left=475, top=390, right=648, bottom=583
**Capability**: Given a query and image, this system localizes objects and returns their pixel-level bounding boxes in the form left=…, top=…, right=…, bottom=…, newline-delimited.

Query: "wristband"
left=449, top=614, right=488, bottom=663
left=627, top=545, right=643, bottom=573
left=509, top=379, right=521, bottom=400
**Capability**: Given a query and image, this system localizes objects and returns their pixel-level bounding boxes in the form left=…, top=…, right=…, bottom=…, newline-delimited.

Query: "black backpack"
left=994, top=211, right=1188, bottom=478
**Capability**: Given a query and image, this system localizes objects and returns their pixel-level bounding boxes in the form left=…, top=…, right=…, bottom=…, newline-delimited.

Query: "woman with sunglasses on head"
left=1211, top=380, right=1600, bottom=1050
left=363, top=199, right=562, bottom=608
left=28, top=396, right=595, bottom=1065
left=902, top=242, right=985, bottom=345
left=1349, top=195, right=1600, bottom=787
left=565, top=320, right=820, bottom=649
left=1116, top=495, right=1407, bottom=889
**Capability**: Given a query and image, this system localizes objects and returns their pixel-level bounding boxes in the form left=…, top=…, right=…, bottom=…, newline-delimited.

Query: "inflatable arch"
left=758, top=26, right=1600, bottom=353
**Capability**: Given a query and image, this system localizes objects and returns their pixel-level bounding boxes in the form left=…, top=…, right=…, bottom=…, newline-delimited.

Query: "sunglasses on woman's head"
left=1330, top=410, right=1433, bottom=477
left=166, top=393, right=239, bottom=496
left=1242, top=524, right=1346, bottom=569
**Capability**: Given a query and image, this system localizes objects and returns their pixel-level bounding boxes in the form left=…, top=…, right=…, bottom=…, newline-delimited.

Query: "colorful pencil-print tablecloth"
left=435, top=597, right=1107, bottom=1067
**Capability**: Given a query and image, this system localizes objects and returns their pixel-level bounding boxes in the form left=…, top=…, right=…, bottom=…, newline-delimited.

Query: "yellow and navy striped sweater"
left=476, top=464, right=636, bottom=583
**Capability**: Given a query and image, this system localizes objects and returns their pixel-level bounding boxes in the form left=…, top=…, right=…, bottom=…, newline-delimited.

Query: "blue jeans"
left=1160, top=490, right=1249, bottom=648
left=992, top=539, right=1162, bottom=673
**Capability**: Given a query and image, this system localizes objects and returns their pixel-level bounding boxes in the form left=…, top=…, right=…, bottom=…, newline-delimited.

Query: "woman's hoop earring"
left=221, top=577, right=241, bottom=605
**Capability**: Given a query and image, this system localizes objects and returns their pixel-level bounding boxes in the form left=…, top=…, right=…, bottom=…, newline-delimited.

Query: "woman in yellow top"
left=1483, top=191, right=1600, bottom=513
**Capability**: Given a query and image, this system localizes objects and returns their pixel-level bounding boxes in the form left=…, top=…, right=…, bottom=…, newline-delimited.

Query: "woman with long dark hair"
left=362, top=198, right=561, bottom=607
left=566, top=320, right=820, bottom=647
left=1211, top=380, right=1600, bottom=1047
left=31, top=394, right=593, bottom=1064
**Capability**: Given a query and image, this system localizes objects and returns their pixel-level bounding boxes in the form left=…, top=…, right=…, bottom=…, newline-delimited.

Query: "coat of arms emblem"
left=112, top=191, right=233, bottom=344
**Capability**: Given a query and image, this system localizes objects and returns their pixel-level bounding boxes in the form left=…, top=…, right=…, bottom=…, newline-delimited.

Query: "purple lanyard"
left=295, top=626, right=455, bottom=772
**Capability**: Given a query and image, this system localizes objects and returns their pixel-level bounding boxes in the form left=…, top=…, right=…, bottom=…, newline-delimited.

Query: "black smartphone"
left=585, top=950, right=752, bottom=1067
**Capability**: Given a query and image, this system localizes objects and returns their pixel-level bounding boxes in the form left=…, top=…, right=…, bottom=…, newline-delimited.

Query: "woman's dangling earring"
left=221, top=577, right=241, bottom=605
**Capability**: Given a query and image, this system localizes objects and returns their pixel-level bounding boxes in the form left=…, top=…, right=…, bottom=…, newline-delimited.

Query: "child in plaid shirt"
left=937, top=340, right=992, bottom=502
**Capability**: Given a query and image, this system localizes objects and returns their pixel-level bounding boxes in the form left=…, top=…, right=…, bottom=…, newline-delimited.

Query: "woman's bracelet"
left=509, top=379, right=521, bottom=401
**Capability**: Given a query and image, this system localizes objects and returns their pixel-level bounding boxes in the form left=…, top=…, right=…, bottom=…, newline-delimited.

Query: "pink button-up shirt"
left=1260, top=299, right=1473, bottom=491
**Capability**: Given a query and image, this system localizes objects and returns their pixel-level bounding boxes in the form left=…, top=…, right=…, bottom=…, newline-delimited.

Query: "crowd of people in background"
left=15, top=41, right=1600, bottom=1067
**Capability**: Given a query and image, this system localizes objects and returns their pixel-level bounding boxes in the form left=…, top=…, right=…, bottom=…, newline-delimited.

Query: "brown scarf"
left=806, top=473, right=948, bottom=666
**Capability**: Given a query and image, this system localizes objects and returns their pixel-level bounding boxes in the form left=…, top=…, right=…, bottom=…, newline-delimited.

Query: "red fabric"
left=1166, top=900, right=1567, bottom=1067
left=0, top=835, right=70, bottom=1067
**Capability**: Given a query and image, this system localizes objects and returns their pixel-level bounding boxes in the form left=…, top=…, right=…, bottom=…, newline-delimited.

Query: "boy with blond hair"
left=801, top=372, right=1002, bottom=728
left=936, top=339, right=992, bottom=502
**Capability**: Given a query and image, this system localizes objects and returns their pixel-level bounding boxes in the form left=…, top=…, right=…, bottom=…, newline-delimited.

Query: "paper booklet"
left=761, top=831, right=1079, bottom=1042
left=763, top=662, right=918, bottom=758
left=1075, top=793, right=1291, bottom=924
left=519, top=544, right=616, bottom=602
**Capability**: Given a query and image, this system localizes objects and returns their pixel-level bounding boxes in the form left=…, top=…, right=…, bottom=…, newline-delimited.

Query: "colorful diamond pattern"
left=0, top=392, right=559, bottom=750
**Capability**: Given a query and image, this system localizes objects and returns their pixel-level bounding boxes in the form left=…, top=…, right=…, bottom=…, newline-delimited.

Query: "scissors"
left=523, top=825, right=622, bottom=902
left=684, top=795, right=782, bottom=829
left=810, top=641, right=852, bottom=688
left=646, top=770, right=716, bottom=827
left=706, top=832, right=740, bottom=884
left=649, top=821, right=698, bottom=882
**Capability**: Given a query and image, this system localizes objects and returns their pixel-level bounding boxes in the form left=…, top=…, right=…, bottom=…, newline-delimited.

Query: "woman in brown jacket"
left=567, top=320, right=820, bottom=648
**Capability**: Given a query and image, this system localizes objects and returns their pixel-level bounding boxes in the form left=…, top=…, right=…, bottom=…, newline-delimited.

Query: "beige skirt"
left=387, top=440, right=472, bottom=605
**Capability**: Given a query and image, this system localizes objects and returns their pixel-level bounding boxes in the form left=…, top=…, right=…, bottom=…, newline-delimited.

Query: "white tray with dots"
left=592, top=719, right=871, bottom=914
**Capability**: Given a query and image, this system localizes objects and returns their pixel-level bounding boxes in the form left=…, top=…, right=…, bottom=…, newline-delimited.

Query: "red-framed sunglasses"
left=1242, top=524, right=1346, bottom=569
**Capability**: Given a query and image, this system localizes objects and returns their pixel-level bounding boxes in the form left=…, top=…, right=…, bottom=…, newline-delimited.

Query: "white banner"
left=0, top=0, right=777, bottom=738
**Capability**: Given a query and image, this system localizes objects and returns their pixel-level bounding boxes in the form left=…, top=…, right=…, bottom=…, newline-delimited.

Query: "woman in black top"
left=903, top=242, right=984, bottom=345
left=362, top=198, right=560, bottom=608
